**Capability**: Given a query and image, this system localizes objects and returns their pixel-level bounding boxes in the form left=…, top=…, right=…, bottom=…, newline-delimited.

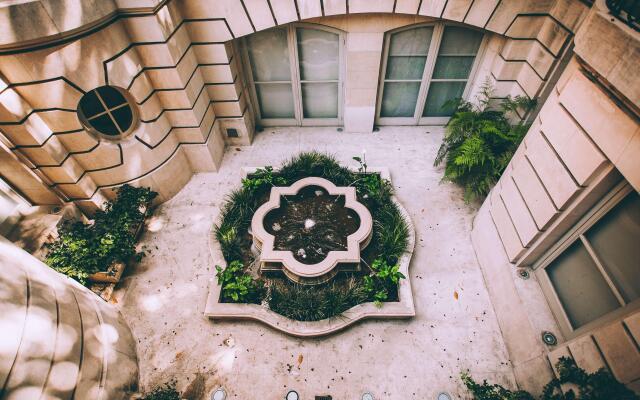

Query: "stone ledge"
left=204, top=166, right=416, bottom=338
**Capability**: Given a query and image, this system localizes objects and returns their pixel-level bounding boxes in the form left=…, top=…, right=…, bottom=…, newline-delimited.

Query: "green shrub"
left=462, top=357, right=639, bottom=400
left=278, top=151, right=353, bottom=186
left=363, top=258, right=406, bottom=305
left=215, top=260, right=265, bottom=303
left=268, top=278, right=369, bottom=321
left=213, top=152, right=411, bottom=319
left=45, top=185, right=156, bottom=285
left=141, top=381, right=181, bottom=400
left=434, top=81, right=535, bottom=202
left=372, top=203, right=409, bottom=262
left=241, top=166, right=286, bottom=191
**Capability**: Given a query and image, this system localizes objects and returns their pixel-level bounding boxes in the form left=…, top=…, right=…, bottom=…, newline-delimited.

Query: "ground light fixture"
left=285, top=390, right=299, bottom=400
left=362, top=392, right=375, bottom=400
left=542, top=331, right=558, bottom=346
left=211, top=388, right=226, bottom=400
left=437, top=393, right=452, bottom=400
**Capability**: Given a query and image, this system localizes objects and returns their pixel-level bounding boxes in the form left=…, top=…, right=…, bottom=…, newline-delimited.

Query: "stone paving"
left=115, top=126, right=516, bottom=399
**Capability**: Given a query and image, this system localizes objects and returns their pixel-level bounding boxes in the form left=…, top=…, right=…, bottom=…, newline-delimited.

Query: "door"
left=376, top=23, right=486, bottom=126
left=243, top=24, right=344, bottom=127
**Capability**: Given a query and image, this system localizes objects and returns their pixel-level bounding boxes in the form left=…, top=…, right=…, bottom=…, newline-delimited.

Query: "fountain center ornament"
left=251, top=177, right=373, bottom=285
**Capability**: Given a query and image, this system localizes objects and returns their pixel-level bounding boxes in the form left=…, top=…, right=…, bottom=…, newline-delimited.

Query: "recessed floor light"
left=437, top=393, right=452, bottom=400
left=362, top=392, right=375, bottom=400
left=286, top=390, right=299, bottom=400
left=542, top=331, right=558, bottom=346
left=211, top=388, right=226, bottom=400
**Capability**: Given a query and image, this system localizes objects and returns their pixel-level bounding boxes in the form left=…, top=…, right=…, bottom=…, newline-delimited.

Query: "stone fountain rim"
left=250, top=176, right=373, bottom=278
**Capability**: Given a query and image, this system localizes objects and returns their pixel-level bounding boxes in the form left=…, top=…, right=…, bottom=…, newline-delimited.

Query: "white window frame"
left=533, top=181, right=640, bottom=339
left=242, top=23, right=345, bottom=127
left=375, top=22, right=488, bottom=126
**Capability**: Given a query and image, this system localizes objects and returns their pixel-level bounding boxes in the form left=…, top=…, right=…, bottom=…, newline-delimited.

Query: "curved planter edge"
left=204, top=166, right=416, bottom=338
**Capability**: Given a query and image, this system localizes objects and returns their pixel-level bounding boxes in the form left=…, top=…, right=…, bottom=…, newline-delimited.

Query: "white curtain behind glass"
left=246, top=28, right=295, bottom=119
left=380, top=27, right=433, bottom=118
left=297, top=28, right=340, bottom=118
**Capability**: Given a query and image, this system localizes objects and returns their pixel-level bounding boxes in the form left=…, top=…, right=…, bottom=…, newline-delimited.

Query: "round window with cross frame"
left=77, top=85, right=138, bottom=140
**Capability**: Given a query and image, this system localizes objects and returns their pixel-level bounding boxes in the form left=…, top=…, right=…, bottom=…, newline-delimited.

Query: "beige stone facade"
left=1, top=0, right=587, bottom=211
left=1, top=0, right=639, bottom=397
left=470, top=0, right=640, bottom=393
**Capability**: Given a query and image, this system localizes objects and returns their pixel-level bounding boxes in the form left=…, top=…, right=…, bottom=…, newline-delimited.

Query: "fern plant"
left=434, top=80, right=535, bottom=202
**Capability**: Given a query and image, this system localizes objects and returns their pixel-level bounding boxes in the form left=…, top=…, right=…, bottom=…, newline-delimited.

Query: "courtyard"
left=114, top=126, right=514, bottom=399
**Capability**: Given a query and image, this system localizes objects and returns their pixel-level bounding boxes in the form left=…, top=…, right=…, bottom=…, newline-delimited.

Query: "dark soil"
left=264, top=185, right=360, bottom=264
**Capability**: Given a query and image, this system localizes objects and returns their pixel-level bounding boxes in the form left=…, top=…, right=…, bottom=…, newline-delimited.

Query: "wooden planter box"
left=87, top=206, right=149, bottom=284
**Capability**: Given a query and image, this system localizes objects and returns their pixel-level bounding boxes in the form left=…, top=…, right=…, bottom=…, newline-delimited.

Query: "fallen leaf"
left=297, top=354, right=304, bottom=366
left=453, top=291, right=459, bottom=300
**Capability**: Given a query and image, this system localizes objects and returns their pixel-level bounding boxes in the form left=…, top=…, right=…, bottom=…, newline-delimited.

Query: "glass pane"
left=246, top=28, right=291, bottom=82
left=423, top=81, right=466, bottom=117
left=432, top=56, right=476, bottom=79
left=547, top=241, right=620, bottom=329
left=97, top=86, right=127, bottom=108
left=385, top=56, right=427, bottom=80
left=297, top=28, right=339, bottom=81
left=89, top=114, right=120, bottom=136
left=79, top=90, right=105, bottom=118
left=301, top=82, right=338, bottom=118
left=111, top=106, right=133, bottom=132
left=586, top=192, right=640, bottom=303
left=389, top=27, right=433, bottom=56
left=438, top=26, right=483, bottom=55
left=381, top=82, right=420, bottom=118
left=255, top=83, right=295, bottom=119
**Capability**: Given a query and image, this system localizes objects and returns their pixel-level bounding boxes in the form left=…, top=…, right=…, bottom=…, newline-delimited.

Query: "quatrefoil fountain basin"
left=251, top=177, right=373, bottom=285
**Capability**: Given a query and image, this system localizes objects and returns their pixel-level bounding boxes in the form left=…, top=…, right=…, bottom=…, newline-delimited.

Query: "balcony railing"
left=606, top=0, right=640, bottom=31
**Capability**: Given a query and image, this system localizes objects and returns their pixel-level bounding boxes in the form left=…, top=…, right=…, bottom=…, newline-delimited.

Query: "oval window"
left=77, top=86, right=138, bottom=140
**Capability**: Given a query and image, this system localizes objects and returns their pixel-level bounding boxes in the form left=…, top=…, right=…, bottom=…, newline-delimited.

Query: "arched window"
left=377, top=24, right=485, bottom=125
left=77, top=86, right=138, bottom=140
left=243, top=24, right=344, bottom=127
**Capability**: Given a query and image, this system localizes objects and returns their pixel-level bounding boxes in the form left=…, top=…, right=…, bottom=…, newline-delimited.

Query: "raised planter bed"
left=205, top=166, right=416, bottom=337
left=87, top=207, right=148, bottom=284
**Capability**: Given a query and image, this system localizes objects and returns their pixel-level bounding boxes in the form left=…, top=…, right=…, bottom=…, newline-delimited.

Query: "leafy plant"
left=462, top=357, right=639, bottom=400
left=45, top=185, right=156, bottom=285
left=434, top=80, right=536, bottom=202
left=268, top=278, right=369, bottom=321
left=364, top=258, right=406, bottom=306
left=141, top=380, right=181, bottom=400
left=353, top=150, right=368, bottom=173
left=354, top=173, right=393, bottom=209
left=215, top=260, right=264, bottom=303
left=242, top=166, right=286, bottom=191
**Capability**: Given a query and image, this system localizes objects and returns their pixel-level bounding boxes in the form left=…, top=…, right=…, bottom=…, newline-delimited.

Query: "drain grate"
left=315, top=396, right=332, bottom=400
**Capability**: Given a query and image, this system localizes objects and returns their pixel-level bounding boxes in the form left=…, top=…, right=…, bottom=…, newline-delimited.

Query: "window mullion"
left=375, top=33, right=393, bottom=124
left=579, top=235, right=626, bottom=306
left=289, top=25, right=303, bottom=124
left=415, top=23, right=443, bottom=122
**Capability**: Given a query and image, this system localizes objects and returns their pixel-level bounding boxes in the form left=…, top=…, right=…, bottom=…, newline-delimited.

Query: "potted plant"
left=45, top=185, right=157, bottom=285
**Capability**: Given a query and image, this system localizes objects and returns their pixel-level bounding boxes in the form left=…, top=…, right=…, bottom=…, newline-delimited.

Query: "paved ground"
left=115, top=126, right=517, bottom=399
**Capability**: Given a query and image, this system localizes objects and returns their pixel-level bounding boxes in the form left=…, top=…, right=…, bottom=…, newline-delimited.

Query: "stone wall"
left=0, top=0, right=588, bottom=209
left=470, top=0, right=640, bottom=393
left=0, top=238, right=139, bottom=400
